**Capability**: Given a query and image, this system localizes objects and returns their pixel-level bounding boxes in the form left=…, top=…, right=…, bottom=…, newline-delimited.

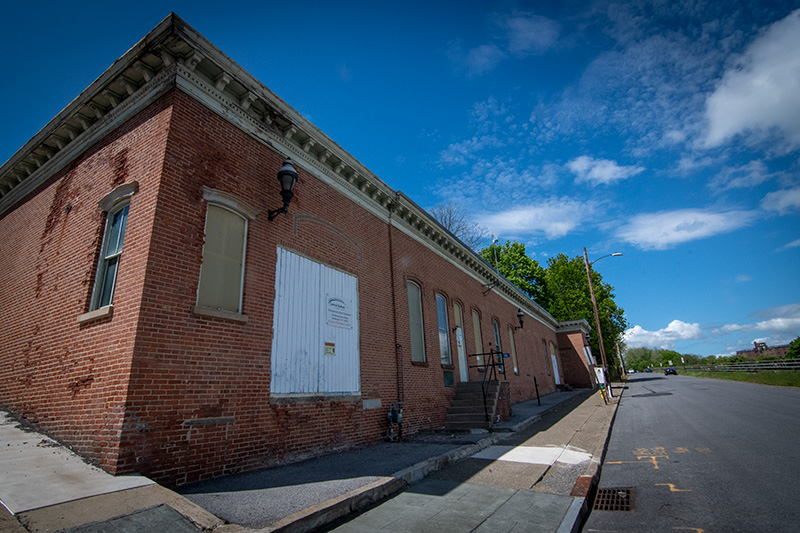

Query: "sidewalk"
left=1, top=385, right=621, bottom=532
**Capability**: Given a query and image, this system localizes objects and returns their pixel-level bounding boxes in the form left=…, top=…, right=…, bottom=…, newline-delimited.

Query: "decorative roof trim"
left=556, top=319, right=592, bottom=334
left=0, top=12, right=560, bottom=330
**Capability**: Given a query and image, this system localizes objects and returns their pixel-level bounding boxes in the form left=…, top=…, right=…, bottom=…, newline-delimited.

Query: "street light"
left=583, top=248, right=622, bottom=376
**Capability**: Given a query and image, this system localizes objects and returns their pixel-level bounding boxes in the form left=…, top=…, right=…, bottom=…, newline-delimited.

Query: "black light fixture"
left=515, top=308, right=524, bottom=330
left=268, top=158, right=298, bottom=221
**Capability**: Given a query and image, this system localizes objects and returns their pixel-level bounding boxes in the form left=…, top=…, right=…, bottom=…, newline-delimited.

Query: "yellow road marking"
left=673, top=528, right=704, bottom=532
left=656, top=483, right=692, bottom=492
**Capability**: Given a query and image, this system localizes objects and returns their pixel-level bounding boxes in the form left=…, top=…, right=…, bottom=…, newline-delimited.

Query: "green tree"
left=787, top=336, right=800, bottom=359
left=659, top=350, right=682, bottom=366
left=625, top=347, right=656, bottom=371
left=543, top=253, right=628, bottom=378
left=479, top=240, right=551, bottom=304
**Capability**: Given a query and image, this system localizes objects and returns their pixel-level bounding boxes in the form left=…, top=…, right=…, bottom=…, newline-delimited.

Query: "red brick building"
left=0, top=15, right=596, bottom=486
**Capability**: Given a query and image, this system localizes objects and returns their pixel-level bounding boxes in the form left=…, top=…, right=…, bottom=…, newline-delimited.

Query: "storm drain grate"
left=592, top=487, right=636, bottom=512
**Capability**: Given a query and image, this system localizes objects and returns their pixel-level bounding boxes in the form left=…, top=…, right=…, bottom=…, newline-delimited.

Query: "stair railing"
left=467, top=347, right=506, bottom=423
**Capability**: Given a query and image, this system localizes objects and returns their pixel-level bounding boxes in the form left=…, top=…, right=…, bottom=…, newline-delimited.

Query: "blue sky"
left=2, top=1, right=799, bottom=357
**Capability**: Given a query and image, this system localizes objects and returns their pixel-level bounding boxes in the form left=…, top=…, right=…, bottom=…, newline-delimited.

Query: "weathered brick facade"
left=0, top=15, right=596, bottom=486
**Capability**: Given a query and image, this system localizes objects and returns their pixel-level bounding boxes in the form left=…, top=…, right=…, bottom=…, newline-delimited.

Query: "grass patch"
left=682, top=370, right=800, bottom=388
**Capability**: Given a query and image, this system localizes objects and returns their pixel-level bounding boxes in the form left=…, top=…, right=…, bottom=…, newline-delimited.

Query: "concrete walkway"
left=0, top=386, right=620, bottom=532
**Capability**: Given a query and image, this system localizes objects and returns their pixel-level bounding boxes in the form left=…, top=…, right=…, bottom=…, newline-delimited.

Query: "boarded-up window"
left=436, top=294, right=452, bottom=366
left=197, top=205, right=247, bottom=313
left=271, top=248, right=360, bottom=394
left=408, top=281, right=426, bottom=362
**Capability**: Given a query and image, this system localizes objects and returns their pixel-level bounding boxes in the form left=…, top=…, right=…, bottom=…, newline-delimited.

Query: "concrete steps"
left=444, top=381, right=500, bottom=430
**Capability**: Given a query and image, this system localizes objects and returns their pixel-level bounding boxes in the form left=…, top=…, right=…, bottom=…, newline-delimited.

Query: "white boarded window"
left=436, top=294, right=452, bottom=366
left=197, top=205, right=247, bottom=312
left=407, top=281, right=426, bottom=362
left=271, top=248, right=360, bottom=394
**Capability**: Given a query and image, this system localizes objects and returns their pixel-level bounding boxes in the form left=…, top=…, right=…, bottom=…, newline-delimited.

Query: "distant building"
left=0, top=15, right=596, bottom=486
left=736, top=341, right=791, bottom=359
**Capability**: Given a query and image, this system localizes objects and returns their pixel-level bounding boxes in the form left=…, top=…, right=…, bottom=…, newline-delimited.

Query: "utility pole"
left=584, top=247, right=609, bottom=373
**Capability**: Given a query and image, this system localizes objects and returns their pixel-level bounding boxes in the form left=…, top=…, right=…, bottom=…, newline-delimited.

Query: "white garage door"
left=270, top=248, right=360, bottom=395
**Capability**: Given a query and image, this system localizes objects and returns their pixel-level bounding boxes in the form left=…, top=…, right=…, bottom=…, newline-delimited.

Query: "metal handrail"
left=467, top=348, right=506, bottom=422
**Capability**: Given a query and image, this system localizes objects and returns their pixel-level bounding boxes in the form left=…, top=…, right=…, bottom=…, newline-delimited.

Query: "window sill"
left=271, top=393, right=361, bottom=405
left=192, top=305, right=249, bottom=323
left=441, top=364, right=455, bottom=370
left=411, top=361, right=429, bottom=367
left=77, top=305, right=113, bottom=325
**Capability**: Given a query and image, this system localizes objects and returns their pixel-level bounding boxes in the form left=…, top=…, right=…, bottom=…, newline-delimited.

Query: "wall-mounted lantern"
left=514, top=308, right=524, bottom=330
left=268, top=158, right=298, bottom=221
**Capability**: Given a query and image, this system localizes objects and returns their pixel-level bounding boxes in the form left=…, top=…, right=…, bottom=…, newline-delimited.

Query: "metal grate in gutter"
left=592, top=487, right=636, bottom=512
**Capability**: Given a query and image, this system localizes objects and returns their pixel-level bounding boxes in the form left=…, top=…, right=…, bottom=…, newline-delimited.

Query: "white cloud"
left=480, top=198, right=598, bottom=239
left=615, top=208, right=758, bottom=250
left=567, top=156, right=644, bottom=186
left=778, top=238, right=800, bottom=251
left=735, top=274, right=752, bottom=283
left=505, top=13, right=560, bottom=55
left=439, top=136, right=504, bottom=166
left=624, top=320, right=705, bottom=349
left=708, top=160, right=771, bottom=191
left=761, top=186, right=800, bottom=214
left=704, top=9, right=800, bottom=150
left=713, top=304, right=800, bottom=338
left=466, top=44, right=506, bottom=76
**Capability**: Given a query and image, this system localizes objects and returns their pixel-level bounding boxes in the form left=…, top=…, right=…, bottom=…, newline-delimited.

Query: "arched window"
left=90, top=181, right=138, bottom=311
left=507, top=326, right=519, bottom=375
left=435, top=294, right=452, bottom=365
left=472, top=309, right=484, bottom=366
left=92, top=202, right=129, bottom=310
left=407, top=281, right=426, bottom=362
left=493, top=319, right=504, bottom=373
left=196, top=187, right=258, bottom=314
left=543, top=340, right=551, bottom=375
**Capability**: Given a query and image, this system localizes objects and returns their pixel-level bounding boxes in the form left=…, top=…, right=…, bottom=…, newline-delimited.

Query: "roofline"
left=0, top=13, right=561, bottom=330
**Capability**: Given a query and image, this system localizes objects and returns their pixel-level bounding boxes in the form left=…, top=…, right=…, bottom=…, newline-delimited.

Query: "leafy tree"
left=476, top=241, right=628, bottom=377
left=479, top=240, right=551, bottom=304
left=625, top=347, right=656, bottom=371
left=543, top=253, right=628, bottom=378
left=787, top=336, right=800, bottom=359
left=430, top=201, right=489, bottom=249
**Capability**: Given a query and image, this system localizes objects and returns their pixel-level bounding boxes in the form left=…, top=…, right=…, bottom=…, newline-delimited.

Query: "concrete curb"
left=259, top=434, right=502, bottom=533
left=258, top=389, right=601, bottom=533
left=557, top=383, right=625, bottom=533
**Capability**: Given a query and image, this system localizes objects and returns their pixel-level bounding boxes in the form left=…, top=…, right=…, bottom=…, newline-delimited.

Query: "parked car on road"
left=645, top=368, right=653, bottom=372
left=665, top=368, right=677, bottom=375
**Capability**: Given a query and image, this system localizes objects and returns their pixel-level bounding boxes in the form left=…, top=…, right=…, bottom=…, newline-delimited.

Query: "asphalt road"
left=583, top=373, right=800, bottom=533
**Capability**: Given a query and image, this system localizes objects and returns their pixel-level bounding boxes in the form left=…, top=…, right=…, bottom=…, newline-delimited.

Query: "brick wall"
left=557, top=330, right=595, bottom=389
left=1, top=88, right=568, bottom=486
left=0, top=94, right=175, bottom=472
